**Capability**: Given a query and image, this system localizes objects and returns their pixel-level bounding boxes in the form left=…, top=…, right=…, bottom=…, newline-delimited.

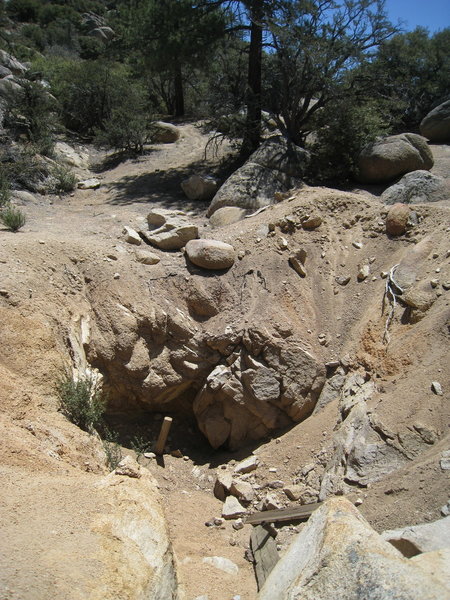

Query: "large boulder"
left=382, top=516, right=450, bottom=557
left=181, top=174, right=218, bottom=201
left=420, top=100, right=450, bottom=143
left=151, top=121, right=180, bottom=144
left=381, top=170, right=448, bottom=205
left=207, top=136, right=308, bottom=216
left=259, top=497, right=450, bottom=600
left=357, top=133, right=433, bottom=184
left=185, top=239, right=235, bottom=270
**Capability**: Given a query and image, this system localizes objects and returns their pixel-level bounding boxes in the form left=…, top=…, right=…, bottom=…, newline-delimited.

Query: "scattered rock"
left=440, top=450, right=450, bottom=471
left=289, top=249, right=307, bottom=277
left=431, top=381, right=443, bottom=396
left=77, top=178, right=101, bottom=189
left=420, top=99, right=450, bottom=143
left=335, top=275, right=351, bottom=286
left=283, top=485, right=304, bottom=501
left=222, top=496, right=246, bottom=520
left=382, top=170, right=448, bottom=205
left=385, top=203, right=411, bottom=236
left=181, top=174, right=218, bottom=201
left=135, top=249, right=160, bottom=265
left=151, top=121, right=180, bottom=143
left=114, top=455, right=141, bottom=478
left=202, top=556, right=239, bottom=575
left=357, top=133, right=434, bottom=184
left=301, top=214, right=322, bottom=229
left=263, top=493, right=283, bottom=510
left=232, top=518, right=244, bottom=531
left=232, top=458, right=257, bottom=477
left=185, top=239, right=235, bottom=270
left=142, top=209, right=198, bottom=251
left=357, top=263, right=370, bottom=281
left=214, top=471, right=233, bottom=501
left=123, top=225, right=142, bottom=246
left=230, top=480, right=255, bottom=504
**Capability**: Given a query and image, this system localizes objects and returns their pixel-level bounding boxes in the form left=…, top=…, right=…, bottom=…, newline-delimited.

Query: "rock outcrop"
left=259, top=497, right=450, bottom=600
left=357, top=133, right=433, bottom=184
left=207, top=136, right=308, bottom=216
left=151, top=121, right=180, bottom=144
left=420, top=100, right=450, bottom=143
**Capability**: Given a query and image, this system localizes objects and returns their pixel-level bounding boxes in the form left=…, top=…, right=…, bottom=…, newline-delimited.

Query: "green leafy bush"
left=50, top=165, right=77, bottom=193
left=102, top=428, right=123, bottom=470
left=94, top=83, right=149, bottom=153
left=309, top=99, right=390, bottom=182
left=0, top=204, right=26, bottom=231
left=56, top=373, right=105, bottom=433
left=0, top=168, right=11, bottom=207
left=6, top=0, right=40, bottom=22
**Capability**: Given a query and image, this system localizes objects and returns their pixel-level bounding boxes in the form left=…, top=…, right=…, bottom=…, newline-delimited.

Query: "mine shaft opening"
left=101, top=382, right=292, bottom=468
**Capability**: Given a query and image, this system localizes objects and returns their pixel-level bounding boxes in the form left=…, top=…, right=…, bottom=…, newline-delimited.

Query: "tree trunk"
left=241, top=0, right=263, bottom=157
left=173, top=63, right=185, bottom=117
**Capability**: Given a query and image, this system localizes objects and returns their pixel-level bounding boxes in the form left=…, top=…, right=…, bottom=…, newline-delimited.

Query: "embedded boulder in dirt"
left=185, top=239, right=236, bottom=270
left=381, top=170, right=448, bottom=205
left=194, top=330, right=325, bottom=450
left=259, top=497, right=450, bottom=600
left=207, top=136, right=308, bottom=216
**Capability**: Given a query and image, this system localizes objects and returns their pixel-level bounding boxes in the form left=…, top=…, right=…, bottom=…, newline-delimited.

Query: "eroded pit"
left=1, top=186, right=449, bottom=600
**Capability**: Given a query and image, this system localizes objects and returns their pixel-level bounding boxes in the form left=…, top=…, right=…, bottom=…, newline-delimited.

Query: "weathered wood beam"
left=245, top=502, right=322, bottom=526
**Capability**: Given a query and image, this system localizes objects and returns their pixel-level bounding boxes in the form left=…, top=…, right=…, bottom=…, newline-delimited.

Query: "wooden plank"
left=245, top=501, right=322, bottom=525
left=154, top=416, right=173, bottom=455
left=250, top=525, right=279, bottom=591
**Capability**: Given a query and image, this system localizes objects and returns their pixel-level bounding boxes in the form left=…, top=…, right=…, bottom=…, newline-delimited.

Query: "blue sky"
left=384, top=0, right=449, bottom=33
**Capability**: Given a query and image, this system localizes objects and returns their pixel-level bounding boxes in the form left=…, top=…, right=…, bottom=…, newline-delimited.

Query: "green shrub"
left=6, top=0, right=40, bottom=22
left=50, top=165, right=77, bottom=193
left=309, top=99, right=390, bottom=182
left=0, top=204, right=26, bottom=232
left=94, top=84, right=150, bottom=153
left=102, top=428, right=123, bottom=470
left=56, top=373, right=105, bottom=433
left=130, top=434, right=152, bottom=462
left=0, top=168, right=11, bottom=207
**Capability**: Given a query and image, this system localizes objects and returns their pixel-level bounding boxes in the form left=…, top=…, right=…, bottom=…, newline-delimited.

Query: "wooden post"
left=250, top=524, right=279, bottom=590
left=154, top=416, right=172, bottom=455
